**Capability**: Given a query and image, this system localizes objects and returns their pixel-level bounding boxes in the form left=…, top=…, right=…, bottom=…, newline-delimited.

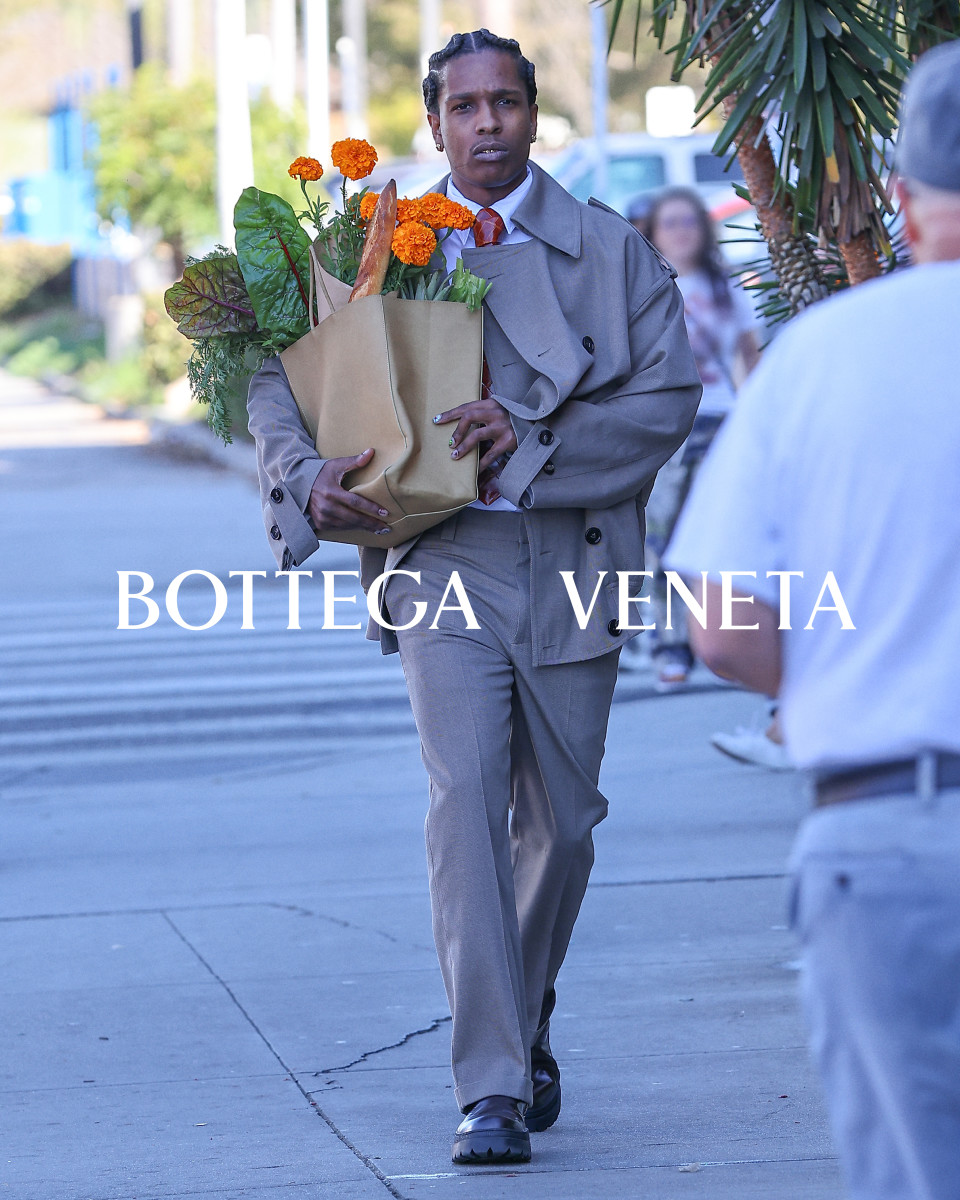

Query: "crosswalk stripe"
left=1, top=591, right=416, bottom=781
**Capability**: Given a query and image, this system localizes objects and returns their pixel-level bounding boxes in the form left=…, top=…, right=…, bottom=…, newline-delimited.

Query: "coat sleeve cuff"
left=265, top=459, right=325, bottom=567
left=497, top=421, right=560, bottom=507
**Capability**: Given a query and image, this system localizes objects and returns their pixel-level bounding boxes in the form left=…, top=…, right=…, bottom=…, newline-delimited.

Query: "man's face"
left=427, top=49, right=538, bottom=205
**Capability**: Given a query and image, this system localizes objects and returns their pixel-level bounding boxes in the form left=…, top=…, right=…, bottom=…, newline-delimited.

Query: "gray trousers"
left=788, top=785, right=960, bottom=1199
left=384, top=509, right=619, bottom=1110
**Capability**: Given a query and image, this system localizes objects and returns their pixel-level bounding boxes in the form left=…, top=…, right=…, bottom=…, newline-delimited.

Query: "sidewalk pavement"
left=0, top=369, right=843, bottom=1199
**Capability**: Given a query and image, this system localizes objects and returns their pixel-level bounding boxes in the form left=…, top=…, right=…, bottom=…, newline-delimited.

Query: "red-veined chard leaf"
left=234, top=187, right=312, bottom=345
left=164, top=253, right=258, bottom=338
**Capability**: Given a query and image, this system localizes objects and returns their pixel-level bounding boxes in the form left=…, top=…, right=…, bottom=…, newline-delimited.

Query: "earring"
left=436, top=142, right=444, bottom=152
left=530, top=133, right=537, bottom=143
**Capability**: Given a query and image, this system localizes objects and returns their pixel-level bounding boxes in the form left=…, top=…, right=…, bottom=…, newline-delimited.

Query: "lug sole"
left=451, top=1129, right=531, bottom=1164
left=525, top=1081, right=561, bottom=1132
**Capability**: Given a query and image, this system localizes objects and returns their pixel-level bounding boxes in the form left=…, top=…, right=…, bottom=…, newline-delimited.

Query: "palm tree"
left=609, top=0, right=960, bottom=315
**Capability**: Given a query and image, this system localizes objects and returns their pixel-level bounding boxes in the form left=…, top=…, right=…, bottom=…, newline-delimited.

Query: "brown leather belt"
left=814, top=752, right=960, bottom=808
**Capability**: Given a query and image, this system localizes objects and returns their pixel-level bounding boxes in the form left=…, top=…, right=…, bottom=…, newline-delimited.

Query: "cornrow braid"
left=422, top=28, right=537, bottom=115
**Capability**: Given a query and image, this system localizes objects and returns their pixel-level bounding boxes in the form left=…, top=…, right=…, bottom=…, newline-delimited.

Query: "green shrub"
left=0, top=306, right=104, bottom=377
left=142, top=291, right=191, bottom=387
left=0, top=242, right=73, bottom=318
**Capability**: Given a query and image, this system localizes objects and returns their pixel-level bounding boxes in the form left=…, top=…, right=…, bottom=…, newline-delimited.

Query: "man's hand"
left=306, top=448, right=392, bottom=535
left=434, top=398, right=518, bottom=474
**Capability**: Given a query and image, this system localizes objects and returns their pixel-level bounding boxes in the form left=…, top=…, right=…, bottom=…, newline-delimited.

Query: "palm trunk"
left=839, top=230, right=882, bottom=286
left=730, top=112, right=830, bottom=313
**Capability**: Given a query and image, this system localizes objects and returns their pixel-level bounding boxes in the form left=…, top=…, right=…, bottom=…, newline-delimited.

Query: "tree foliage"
left=86, top=63, right=309, bottom=263
left=609, top=0, right=960, bottom=313
left=87, top=63, right=218, bottom=257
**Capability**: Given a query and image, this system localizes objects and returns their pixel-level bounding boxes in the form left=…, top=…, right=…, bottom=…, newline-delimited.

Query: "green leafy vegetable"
left=186, top=334, right=269, bottom=444
left=163, top=252, right=258, bottom=338
left=234, top=187, right=312, bottom=343
left=446, top=258, right=491, bottom=312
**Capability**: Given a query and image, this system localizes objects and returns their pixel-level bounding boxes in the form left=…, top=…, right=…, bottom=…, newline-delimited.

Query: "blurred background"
left=0, top=0, right=751, bottom=428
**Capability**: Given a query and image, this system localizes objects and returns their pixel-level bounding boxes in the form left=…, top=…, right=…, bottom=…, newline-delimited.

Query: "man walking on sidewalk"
left=247, top=30, right=700, bottom=1166
left=665, top=43, right=960, bottom=1200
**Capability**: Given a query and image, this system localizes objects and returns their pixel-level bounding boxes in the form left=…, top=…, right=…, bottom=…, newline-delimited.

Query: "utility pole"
left=215, top=0, right=255, bottom=244
left=342, top=0, right=368, bottom=138
left=419, top=0, right=441, bottom=77
left=590, top=2, right=609, bottom=203
left=336, top=37, right=365, bottom=138
left=479, top=0, right=512, bottom=37
left=270, top=0, right=297, bottom=112
left=304, top=0, right=331, bottom=158
left=167, top=0, right=194, bottom=85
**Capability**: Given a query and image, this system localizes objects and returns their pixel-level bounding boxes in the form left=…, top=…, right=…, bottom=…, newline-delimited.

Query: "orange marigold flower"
left=441, top=199, right=475, bottom=231
left=358, top=192, right=380, bottom=222
left=288, top=156, right=324, bottom=181
left=418, top=192, right=474, bottom=231
left=396, top=197, right=424, bottom=223
left=391, top=220, right=438, bottom=267
left=331, top=137, right=378, bottom=181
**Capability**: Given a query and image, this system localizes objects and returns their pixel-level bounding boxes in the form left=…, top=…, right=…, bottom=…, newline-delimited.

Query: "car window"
left=567, top=154, right=667, bottom=208
left=694, top=153, right=745, bottom=184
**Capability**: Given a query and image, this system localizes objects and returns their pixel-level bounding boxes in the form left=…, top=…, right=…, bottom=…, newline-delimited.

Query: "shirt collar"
left=447, top=167, right=534, bottom=236
left=430, top=162, right=582, bottom=257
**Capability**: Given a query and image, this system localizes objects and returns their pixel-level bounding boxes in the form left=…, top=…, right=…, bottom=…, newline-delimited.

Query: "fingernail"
left=379, top=508, right=388, bottom=517
left=448, top=437, right=455, bottom=447
left=450, top=449, right=458, bottom=458
left=433, top=415, right=442, bottom=423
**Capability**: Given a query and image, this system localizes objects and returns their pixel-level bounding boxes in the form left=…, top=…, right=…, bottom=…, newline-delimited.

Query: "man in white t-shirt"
left=665, top=42, right=960, bottom=1200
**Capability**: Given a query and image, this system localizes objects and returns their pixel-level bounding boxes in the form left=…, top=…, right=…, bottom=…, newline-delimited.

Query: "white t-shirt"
left=665, top=260, right=960, bottom=770
left=676, top=271, right=757, bottom=415
left=442, top=171, right=534, bottom=513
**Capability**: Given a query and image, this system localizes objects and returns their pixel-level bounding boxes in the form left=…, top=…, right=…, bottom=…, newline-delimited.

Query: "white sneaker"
left=710, top=728, right=794, bottom=771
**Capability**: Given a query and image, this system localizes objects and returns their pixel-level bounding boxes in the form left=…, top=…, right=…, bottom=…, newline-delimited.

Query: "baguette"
left=349, top=179, right=397, bottom=302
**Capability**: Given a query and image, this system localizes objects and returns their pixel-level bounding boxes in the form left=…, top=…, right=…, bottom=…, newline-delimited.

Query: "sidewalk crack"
left=313, top=1015, right=452, bottom=1077
left=161, top=911, right=409, bottom=1200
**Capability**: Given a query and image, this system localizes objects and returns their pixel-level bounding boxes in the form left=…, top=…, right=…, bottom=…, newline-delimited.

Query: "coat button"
left=607, top=618, right=621, bottom=636
left=270, top=486, right=284, bottom=504
left=270, top=525, right=282, bottom=540
left=585, top=527, right=601, bottom=544
left=543, top=460, right=555, bottom=475
left=538, top=429, right=554, bottom=446
left=582, top=335, right=595, bottom=354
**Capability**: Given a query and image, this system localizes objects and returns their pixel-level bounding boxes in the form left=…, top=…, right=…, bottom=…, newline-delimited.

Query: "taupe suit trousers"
left=384, top=509, right=619, bottom=1110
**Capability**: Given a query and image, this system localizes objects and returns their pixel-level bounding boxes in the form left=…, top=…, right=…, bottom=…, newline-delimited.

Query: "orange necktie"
left=472, top=208, right=507, bottom=504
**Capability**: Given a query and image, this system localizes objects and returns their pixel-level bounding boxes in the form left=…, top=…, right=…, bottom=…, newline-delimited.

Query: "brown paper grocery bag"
left=279, top=258, right=482, bottom=548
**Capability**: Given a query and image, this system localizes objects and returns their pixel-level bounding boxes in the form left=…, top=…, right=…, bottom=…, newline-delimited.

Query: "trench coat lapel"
left=427, top=164, right=595, bottom=419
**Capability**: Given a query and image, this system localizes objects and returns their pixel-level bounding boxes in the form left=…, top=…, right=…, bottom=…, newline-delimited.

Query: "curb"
left=148, top=417, right=259, bottom=485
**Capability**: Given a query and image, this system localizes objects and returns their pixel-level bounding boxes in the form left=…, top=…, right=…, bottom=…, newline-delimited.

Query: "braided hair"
left=422, top=29, right=537, bottom=115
